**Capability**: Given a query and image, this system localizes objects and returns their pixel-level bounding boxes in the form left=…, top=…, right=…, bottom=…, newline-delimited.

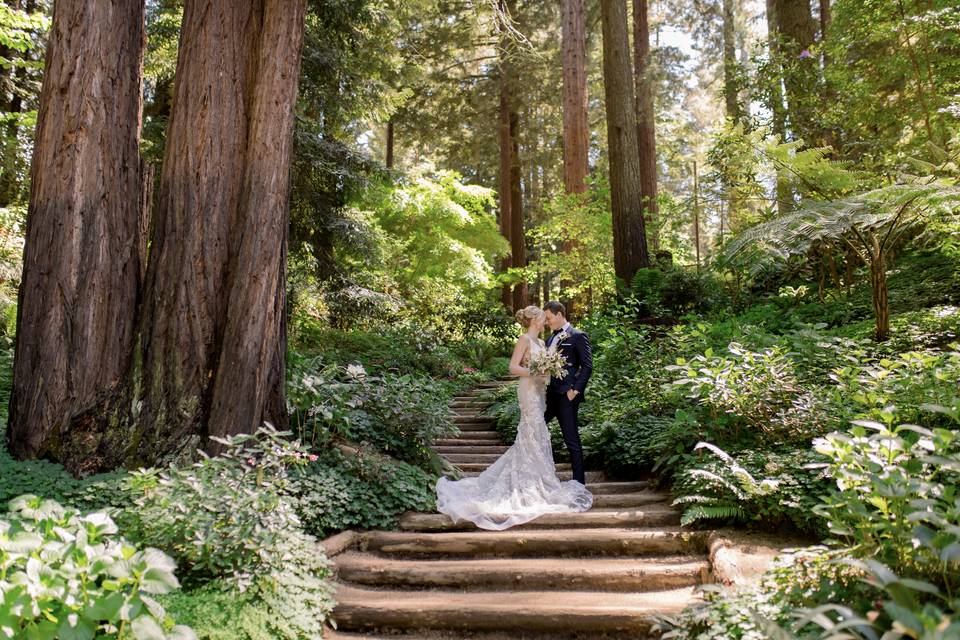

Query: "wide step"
left=335, top=552, right=709, bottom=592
left=398, top=507, right=680, bottom=531
left=365, top=528, right=707, bottom=558
left=331, top=584, right=698, bottom=634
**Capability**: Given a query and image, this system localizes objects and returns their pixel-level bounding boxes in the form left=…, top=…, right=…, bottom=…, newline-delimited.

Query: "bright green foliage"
left=117, top=427, right=334, bottom=639
left=0, top=496, right=194, bottom=640
left=671, top=443, right=826, bottom=533
left=529, top=181, right=617, bottom=305
left=356, top=171, right=507, bottom=304
left=291, top=448, right=436, bottom=536
left=286, top=357, right=453, bottom=471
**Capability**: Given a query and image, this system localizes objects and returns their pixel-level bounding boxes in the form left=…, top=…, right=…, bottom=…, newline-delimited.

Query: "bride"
left=435, top=305, right=593, bottom=530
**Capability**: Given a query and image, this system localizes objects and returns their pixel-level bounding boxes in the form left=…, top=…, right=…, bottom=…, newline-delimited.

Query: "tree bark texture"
left=632, top=0, right=659, bottom=253
left=135, top=0, right=307, bottom=463
left=386, top=119, right=395, bottom=168
left=7, top=0, right=146, bottom=473
left=561, top=0, right=589, bottom=195
left=774, top=0, right=819, bottom=145
left=601, top=0, right=651, bottom=288
left=766, top=0, right=794, bottom=213
left=722, top=0, right=742, bottom=122
left=498, top=41, right=513, bottom=311
left=509, top=109, right=527, bottom=310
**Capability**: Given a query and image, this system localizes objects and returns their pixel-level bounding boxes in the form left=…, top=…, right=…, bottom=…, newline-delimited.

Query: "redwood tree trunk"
left=766, top=0, right=793, bottom=213
left=633, top=0, right=659, bottom=253
left=775, top=0, right=818, bottom=144
left=722, top=0, right=742, bottom=122
left=601, top=0, right=650, bottom=288
left=510, top=109, right=527, bottom=310
left=498, top=42, right=513, bottom=311
left=7, top=0, right=146, bottom=473
left=386, top=119, right=395, bottom=168
left=135, top=0, right=307, bottom=463
left=561, top=0, right=589, bottom=194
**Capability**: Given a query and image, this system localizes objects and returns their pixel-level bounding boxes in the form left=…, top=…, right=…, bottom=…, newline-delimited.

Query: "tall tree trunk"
left=498, top=35, right=513, bottom=310
left=819, top=0, right=830, bottom=45
left=134, top=0, right=307, bottom=464
left=510, top=109, right=527, bottom=310
left=766, top=0, right=793, bottom=212
left=6, top=0, right=146, bottom=473
left=633, top=0, right=659, bottom=254
left=722, top=0, right=742, bottom=123
left=561, top=0, right=589, bottom=194
left=601, top=0, right=651, bottom=288
left=774, top=0, right=818, bottom=145
left=0, top=0, right=34, bottom=207
left=385, top=119, right=395, bottom=168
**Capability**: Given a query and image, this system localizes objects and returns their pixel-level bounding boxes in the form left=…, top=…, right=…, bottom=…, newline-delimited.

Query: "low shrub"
left=291, top=448, right=436, bottom=536
left=118, top=427, right=334, bottom=640
left=287, top=358, right=454, bottom=471
left=0, top=495, right=194, bottom=640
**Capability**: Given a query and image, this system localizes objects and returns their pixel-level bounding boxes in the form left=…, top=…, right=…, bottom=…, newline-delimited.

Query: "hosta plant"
left=0, top=495, right=194, bottom=640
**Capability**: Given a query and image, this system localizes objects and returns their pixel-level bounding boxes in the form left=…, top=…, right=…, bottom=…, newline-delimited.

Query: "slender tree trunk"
left=774, top=0, right=818, bottom=145
left=819, top=0, right=830, bottom=45
left=561, top=0, right=589, bottom=194
left=870, top=256, right=889, bottom=340
left=633, top=0, right=659, bottom=253
left=601, top=0, right=650, bottom=288
left=766, top=0, right=793, bottom=212
left=0, top=0, right=34, bottom=207
left=134, top=0, right=307, bottom=464
left=722, top=0, right=741, bottom=122
left=6, top=0, right=146, bottom=473
left=692, top=160, right=701, bottom=270
left=386, top=120, right=395, bottom=168
left=498, top=35, right=513, bottom=310
left=509, top=109, right=527, bottom=310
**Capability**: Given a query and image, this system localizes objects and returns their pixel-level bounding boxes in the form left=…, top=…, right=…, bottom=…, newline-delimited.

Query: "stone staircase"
left=327, top=379, right=712, bottom=639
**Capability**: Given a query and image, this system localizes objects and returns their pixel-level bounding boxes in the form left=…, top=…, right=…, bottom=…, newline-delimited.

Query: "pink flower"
left=462, top=367, right=477, bottom=373
left=246, top=457, right=256, bottom=465
left=308, top=454, right=318, bottom=462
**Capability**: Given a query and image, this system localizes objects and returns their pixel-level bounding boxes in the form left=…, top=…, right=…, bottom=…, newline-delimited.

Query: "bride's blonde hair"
left=515, top=305, right=545, bottom=328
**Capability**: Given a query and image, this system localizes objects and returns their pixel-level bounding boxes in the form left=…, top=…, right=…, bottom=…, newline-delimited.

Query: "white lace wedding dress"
left=435, top=336, right=593, bottom=530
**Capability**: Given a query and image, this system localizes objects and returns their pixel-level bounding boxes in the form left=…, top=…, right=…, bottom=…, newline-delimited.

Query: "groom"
left=542, top=301, right=592, bottom=486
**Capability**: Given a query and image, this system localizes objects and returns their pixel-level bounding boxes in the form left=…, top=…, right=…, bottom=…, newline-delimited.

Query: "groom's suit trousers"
left=544, top=392, right=586, bottom=485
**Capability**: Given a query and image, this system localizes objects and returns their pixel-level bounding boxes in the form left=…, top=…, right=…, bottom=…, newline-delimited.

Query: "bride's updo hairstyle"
left=515, top=305, right=545, bottom=328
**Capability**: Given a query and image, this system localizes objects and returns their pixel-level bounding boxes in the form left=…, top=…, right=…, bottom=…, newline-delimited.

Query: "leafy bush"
left=582, top=412, right=698, bottom=479
left=631, top=267, right=727, bottom=317
left=812, top=413, right=960, bottom=594
left=287, top=358, right=453, bottom=470
left=119, top=427, right=334, bottom=640
left=1, top=495, right=194, bottom=640
left=291, top=448, right=436, bottom=536
left=668, top=343, right=823, bottom=444
left=671, top=444, right=828, bottom=535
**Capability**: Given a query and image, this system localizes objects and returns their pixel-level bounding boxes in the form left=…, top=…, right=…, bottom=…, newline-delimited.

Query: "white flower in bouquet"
left=528, top=349, right=568, bottom=379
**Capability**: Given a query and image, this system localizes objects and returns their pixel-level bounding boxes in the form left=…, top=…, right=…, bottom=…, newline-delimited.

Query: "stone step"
left=447, top=431, right=501, bottom=440
left=398, top=507, right=680, bottom=532
left=591, top=492, right=670, bottom=509
left=454, top=462, right=571, bottom=472
left=453, top=416, right=496, bottom=424
left=444, top=453, right=507, bottom=463
left=364, top=527, right=708, bottom=558
left=435, top=445, right=510, bottom=455
left=459, top=470, right=605, bottom=483
left=588, top=480, right=651, bottom=495
left=435, top=438, right=502, bottom=447
left=454, top=423, right=499, bottom=432
left=331, top=584, right=698, bottom=635
left=335, top=552, right=709, bottom=592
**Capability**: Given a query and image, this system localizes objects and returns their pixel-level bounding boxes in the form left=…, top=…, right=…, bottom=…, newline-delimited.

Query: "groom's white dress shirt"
left=549, top=322, right=572, bottom=348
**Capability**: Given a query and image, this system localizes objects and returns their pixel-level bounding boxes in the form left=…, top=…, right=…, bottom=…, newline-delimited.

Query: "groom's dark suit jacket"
left=547, top=326, right=593, bottom=396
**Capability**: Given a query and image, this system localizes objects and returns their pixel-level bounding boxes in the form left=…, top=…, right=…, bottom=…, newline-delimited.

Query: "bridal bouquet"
left=528, top=349, right=568, bottom=379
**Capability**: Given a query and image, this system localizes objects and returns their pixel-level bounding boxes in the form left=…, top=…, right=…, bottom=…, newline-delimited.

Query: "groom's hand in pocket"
left=566, top=389, right=579, bottom=402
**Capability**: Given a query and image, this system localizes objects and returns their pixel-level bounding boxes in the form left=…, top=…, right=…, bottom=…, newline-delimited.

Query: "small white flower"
left=346, top=364, right=367, bottom=379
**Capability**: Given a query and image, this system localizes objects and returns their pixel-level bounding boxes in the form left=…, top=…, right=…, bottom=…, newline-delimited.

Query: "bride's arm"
left=508, top=337, right=531, bottom=378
